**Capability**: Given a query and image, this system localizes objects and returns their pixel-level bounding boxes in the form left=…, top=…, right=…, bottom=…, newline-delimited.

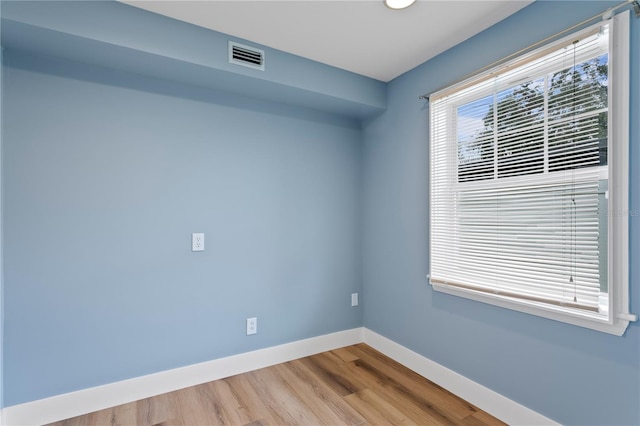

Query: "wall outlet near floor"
left=351, top=293, right=359, bottom=307
left=246, top=317, right=257, bottom=335
left=192, top=233, right=204, bottom=251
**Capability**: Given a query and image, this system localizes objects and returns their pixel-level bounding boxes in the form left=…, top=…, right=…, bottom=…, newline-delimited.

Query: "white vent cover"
left=228, top=41, right=265, bottom=71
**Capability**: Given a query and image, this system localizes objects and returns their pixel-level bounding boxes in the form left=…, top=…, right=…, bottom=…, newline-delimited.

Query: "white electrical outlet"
left=246, top=317, right=257, bottom=335
left=192, top=233, right=204, bottom=251
left=351, top=293, right=359, bottom=307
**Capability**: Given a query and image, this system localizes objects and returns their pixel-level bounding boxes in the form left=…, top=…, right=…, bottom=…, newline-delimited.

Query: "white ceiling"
left=122, top=0, right=533, bottom=82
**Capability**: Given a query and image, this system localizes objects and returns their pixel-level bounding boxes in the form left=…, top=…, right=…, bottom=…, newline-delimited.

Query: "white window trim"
left=428, top=11, right=636, bottom=336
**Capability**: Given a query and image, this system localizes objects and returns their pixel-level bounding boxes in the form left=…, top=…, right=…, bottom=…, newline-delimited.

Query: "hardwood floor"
left=50, top=344, right=505, bottom=426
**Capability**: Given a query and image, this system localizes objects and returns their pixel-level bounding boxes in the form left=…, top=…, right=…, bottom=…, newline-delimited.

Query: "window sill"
left=430, top=278, right=636, bottom=336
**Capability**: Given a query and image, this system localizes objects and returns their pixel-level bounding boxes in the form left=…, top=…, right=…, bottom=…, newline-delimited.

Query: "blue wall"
left=361, top=1, right=640, bottom=425
left=2, top=51, right=363, bottom=406
left=0, top=0, right=386, bottom=120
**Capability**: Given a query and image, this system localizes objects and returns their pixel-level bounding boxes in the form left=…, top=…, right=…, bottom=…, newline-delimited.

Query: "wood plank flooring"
left=50, top=344, right=505, bottom=426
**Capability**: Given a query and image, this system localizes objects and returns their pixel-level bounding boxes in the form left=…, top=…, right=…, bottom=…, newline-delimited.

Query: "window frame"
left=428, top=11, right=635, bottom=336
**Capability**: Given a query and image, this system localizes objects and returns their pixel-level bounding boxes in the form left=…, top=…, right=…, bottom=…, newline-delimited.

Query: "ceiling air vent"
left=229, top=41, right=265, bottom=71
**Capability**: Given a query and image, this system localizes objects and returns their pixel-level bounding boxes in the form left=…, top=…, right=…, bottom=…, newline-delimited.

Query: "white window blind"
left=429, top=13, right=635, bottom=335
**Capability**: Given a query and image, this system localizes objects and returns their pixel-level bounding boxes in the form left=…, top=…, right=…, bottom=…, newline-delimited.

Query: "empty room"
left=1, top=0, right=638, bottom=425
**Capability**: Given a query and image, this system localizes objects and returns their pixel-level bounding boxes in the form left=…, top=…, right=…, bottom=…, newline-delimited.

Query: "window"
left=429, top=12, right=635, bottom=335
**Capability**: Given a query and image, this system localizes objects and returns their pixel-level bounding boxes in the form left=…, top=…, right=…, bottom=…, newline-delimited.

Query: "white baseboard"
left=362, top=328, right=558, bottom=426
left=1, top=327, right=556, bottom=426
left=2, top=328, right=364, bottom=426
